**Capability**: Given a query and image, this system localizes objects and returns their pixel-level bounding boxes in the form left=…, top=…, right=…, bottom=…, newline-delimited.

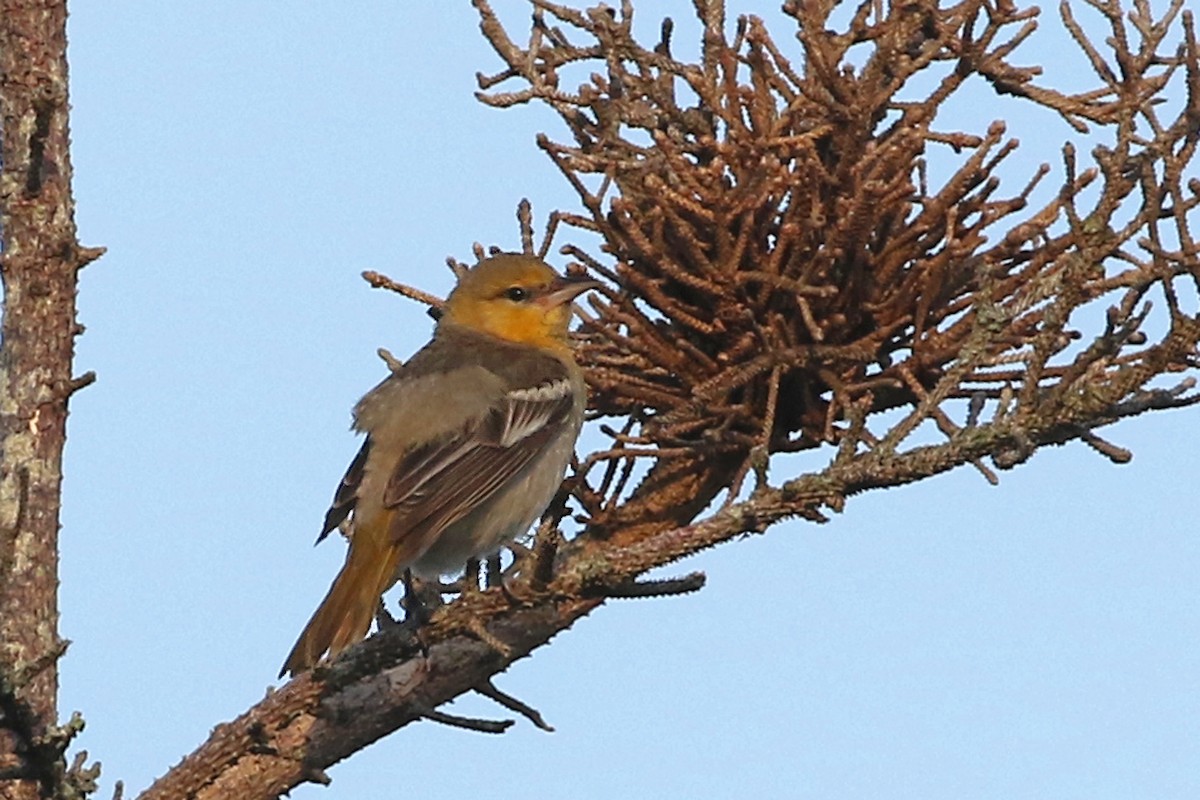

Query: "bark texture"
left=0, top=1, right=96, bottom=797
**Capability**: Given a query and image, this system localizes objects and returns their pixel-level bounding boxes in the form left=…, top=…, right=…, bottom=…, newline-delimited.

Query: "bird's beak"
left=541, top=274, right=601, bottom=308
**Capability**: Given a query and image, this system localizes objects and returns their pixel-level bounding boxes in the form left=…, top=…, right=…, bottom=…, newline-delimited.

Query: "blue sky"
left=58, top=2, right=1197, bottom=798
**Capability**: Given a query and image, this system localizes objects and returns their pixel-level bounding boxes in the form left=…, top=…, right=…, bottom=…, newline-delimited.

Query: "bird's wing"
left=316, top=437, right=371, bottom=543
left=382, top=376, right=577, bottom=547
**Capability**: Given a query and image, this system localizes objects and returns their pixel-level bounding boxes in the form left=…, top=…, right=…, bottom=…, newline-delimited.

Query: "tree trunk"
left=0, top=2, right=96, bottom=796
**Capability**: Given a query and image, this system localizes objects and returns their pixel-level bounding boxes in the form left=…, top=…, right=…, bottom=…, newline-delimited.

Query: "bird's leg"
left=400, top=569, right=442, bottom=627
left=375, top=597, right=402, bottom=632
left=486, top=543, right=534, bottom=604
left=495, top=527, right=557, bottom=606
left=439, top=558, right=482, bottom=597
left=479, top=548, right=524, bottom=606
left=484, top=554, right=503, bottom=589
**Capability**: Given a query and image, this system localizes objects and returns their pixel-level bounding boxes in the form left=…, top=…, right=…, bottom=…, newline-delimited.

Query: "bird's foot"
left=401, top=569, right=443, bottom=628
left=375, top=599, right=402, bottom=632
left=441, top=558, right=483, bottom=598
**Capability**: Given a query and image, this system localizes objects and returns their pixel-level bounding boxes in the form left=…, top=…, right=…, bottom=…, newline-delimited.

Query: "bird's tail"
left=280, top=519, right=401, bottom=678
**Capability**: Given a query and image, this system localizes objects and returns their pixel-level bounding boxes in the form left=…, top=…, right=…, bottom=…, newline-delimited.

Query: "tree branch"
left=134, top=368, right=1200, bottom=799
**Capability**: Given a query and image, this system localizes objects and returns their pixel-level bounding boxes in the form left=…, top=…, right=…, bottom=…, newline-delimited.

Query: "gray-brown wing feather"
left=316, top=438, right=370, bottom=543
left=382, top=381, right=575, bottom=546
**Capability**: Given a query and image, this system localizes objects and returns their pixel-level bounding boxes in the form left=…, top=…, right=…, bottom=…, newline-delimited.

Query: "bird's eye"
left=504, top=286, right=529, bottom=302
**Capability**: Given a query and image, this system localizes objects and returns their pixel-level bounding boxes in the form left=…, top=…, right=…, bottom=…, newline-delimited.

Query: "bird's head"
left=440, top=254, right=599, bottom=350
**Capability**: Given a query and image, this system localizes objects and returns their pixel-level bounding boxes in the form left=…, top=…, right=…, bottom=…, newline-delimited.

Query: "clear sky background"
left=58, top=2, right=1197, bottom=798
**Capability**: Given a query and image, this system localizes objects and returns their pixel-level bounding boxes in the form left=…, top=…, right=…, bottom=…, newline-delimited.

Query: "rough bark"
left=0, top=1, right=96, bottom=797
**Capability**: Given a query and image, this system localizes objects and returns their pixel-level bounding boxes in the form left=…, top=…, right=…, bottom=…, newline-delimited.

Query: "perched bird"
left=280, top=254, right=597, bottom=677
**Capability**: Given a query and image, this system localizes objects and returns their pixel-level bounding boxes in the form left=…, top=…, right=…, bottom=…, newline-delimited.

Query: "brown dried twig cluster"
left=467, top=0, right=1200, bottom=534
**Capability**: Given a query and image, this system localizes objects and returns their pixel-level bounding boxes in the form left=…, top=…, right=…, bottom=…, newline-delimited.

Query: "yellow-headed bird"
left=281, top=254, right=596, bottom=676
